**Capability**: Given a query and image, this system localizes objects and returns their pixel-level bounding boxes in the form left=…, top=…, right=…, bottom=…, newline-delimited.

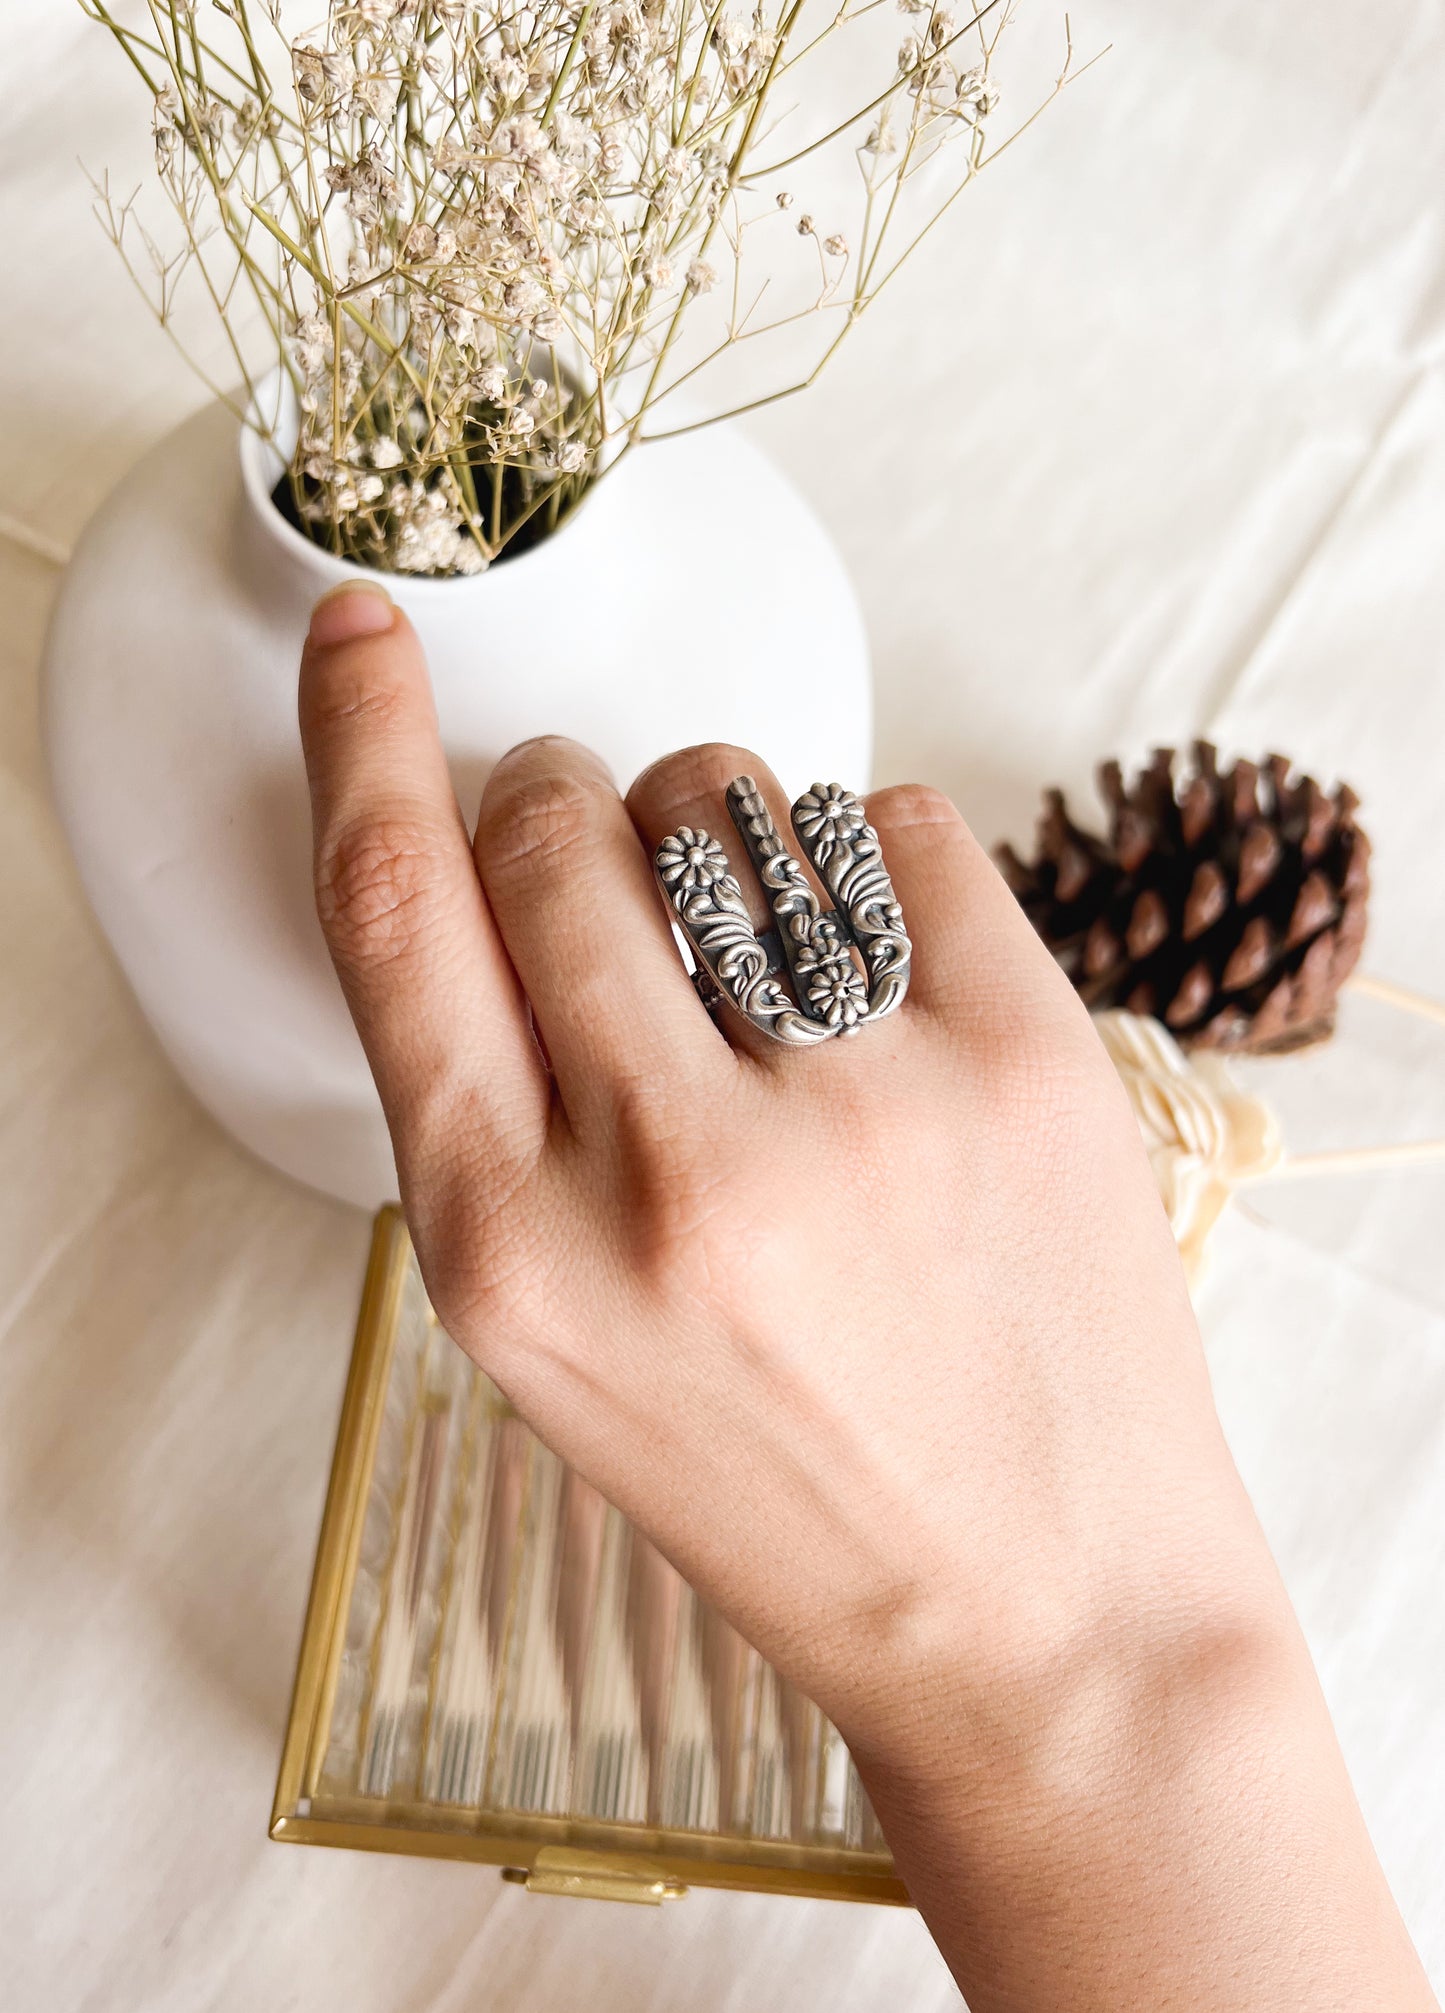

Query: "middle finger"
left=473, top=736, right=736, bottom=1130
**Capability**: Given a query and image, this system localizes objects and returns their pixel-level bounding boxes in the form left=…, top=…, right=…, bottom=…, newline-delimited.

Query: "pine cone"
left=996, top=745, right=1370, bottom=1052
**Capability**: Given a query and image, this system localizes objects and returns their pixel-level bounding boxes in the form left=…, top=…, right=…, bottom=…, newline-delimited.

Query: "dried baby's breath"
left=81, top=0, right=1100, bottom=572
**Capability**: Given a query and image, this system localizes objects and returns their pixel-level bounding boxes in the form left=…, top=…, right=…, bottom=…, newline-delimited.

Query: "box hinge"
left=501, top=1847, right=688, bottom=1905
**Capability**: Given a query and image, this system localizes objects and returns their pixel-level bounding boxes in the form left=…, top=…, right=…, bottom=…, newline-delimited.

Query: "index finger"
left=299, top=583, right=550, bottom=1199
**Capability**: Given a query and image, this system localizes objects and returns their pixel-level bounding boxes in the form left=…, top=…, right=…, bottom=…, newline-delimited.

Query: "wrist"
left=845, top=1580, right=1438, bottom=2013
left=837, top=1527, right=1302, bottom=1825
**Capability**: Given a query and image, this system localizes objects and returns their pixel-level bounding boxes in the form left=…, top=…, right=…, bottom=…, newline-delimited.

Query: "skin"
left=298, top=579, right=1436, bottom=2012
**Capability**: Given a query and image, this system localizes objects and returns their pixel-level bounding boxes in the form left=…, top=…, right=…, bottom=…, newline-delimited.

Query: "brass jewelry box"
left=272, top=1208, right=907, bottom=1906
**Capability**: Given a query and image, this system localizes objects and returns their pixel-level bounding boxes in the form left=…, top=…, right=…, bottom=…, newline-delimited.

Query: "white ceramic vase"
left=42, top=379, right=872, bottom=1208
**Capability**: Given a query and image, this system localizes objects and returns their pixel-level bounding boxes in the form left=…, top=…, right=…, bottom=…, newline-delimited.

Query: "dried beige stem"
left=80, top=0, right=1090, bottom=569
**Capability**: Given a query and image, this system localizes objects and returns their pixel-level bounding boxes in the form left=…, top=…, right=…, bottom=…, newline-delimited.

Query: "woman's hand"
left=299, top=581, right=1435, bottom=2013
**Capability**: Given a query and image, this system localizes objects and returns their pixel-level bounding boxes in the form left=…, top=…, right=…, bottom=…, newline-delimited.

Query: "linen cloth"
left=3, top=2, right=1444, bottom=2004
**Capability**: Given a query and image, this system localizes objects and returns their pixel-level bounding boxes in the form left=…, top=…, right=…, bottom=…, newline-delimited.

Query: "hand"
left=299, top=582, right=1435, bottom=2013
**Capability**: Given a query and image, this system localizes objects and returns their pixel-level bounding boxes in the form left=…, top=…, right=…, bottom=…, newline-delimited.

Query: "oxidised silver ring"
left=654, top=777, right=912, bottom=1047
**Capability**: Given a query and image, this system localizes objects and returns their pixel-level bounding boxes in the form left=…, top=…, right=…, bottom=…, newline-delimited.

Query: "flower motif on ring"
left=794, top=783, right=867, bottom=846
left=658, top=827, right=732, bottom=894
left=797, top=942, right=867, bottom=1029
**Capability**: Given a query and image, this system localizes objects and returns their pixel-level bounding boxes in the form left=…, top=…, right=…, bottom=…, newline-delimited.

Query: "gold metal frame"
left=271, top=1208, right=909, bottom=1907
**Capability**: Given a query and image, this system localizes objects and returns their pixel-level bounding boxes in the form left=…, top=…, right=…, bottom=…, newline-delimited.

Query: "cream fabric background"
left=3, top=2, right=1444, bottom=2004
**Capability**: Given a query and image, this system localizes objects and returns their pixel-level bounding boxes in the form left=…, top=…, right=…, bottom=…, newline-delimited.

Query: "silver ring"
left=655, top=778, right=912, bottom=1046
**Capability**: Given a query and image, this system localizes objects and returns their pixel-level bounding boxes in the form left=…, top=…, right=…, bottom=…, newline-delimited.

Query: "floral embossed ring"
left=654, top=778, right=912, bottom=1046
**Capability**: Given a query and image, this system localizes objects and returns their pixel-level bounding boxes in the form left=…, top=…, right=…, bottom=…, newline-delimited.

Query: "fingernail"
left=308, top=580, right=395, bottom=648
left=494, top=734, right=615, bottom=786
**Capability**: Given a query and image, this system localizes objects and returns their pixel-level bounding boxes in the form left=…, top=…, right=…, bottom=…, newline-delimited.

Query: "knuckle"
left=479, top=768, right=603, bottom=883
left=977, top=1013, right=1107, bottom=1149
left=611, top=1092, right=759, bottom=1297
left=414, top=1158, right=567, bottom=1361
left=628, top=1165, right=746, bottom=1303
left=315, top=812, right=451, bottom=970
left=301, top=665, right=408, bottom=741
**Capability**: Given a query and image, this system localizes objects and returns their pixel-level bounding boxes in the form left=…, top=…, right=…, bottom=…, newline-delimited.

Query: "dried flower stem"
left=81, top=0, right=1091, bottom=572
left=1259, top=1140, right=1445, bottom=1181
left=1349, top=972, right=1445, bottom=1033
